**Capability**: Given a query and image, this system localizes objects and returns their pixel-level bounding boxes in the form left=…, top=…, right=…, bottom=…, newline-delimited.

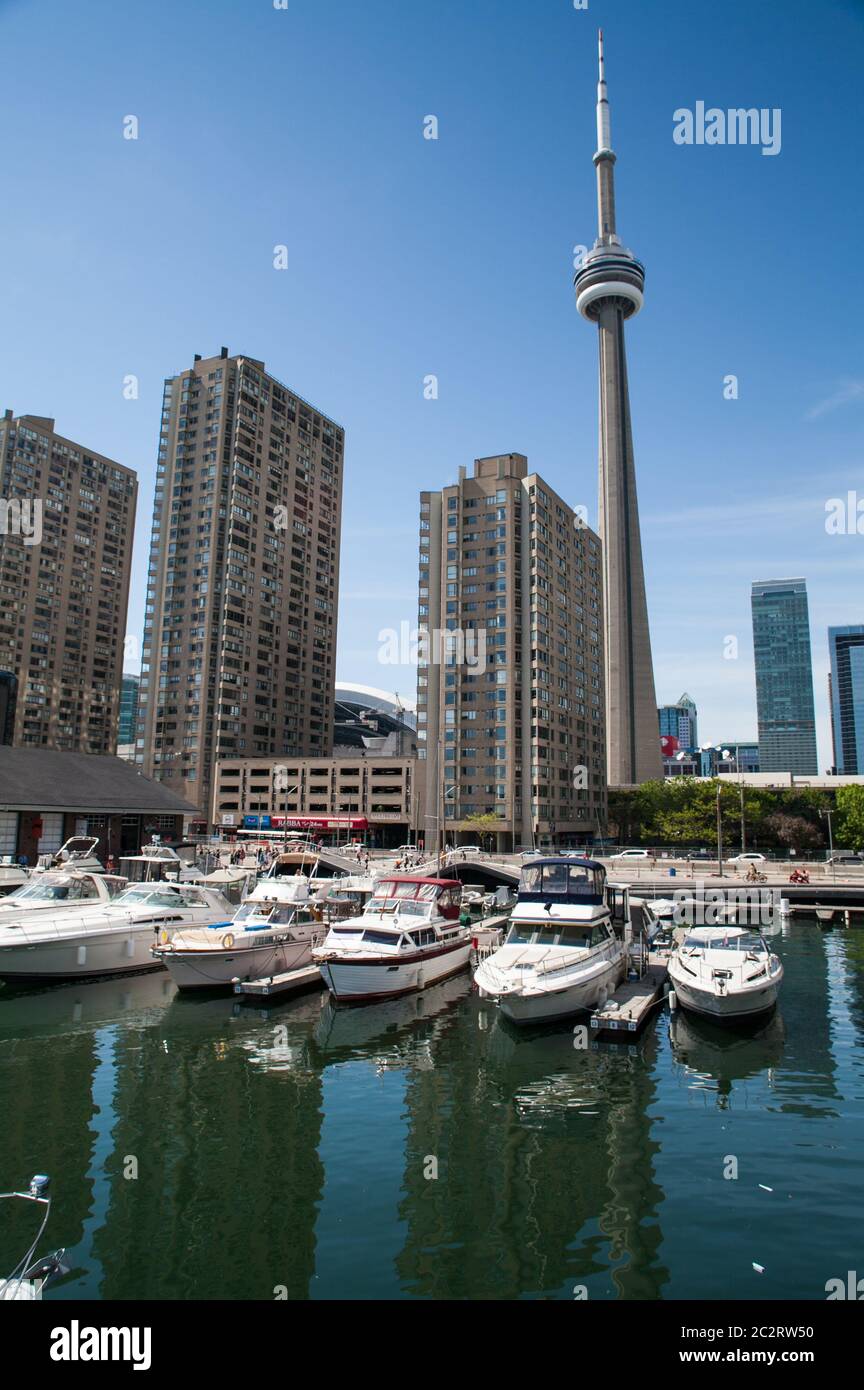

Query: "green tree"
left=835, top=785, right=864, bottom=851
left=459, top=813, right=504, bottom=850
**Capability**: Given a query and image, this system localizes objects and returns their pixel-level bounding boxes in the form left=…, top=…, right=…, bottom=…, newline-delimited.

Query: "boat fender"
left=668, top=990, right=678, bottom=1011
left=222, top=933, right=235, bottom=950
left=159, top=928, right=171, bottom=946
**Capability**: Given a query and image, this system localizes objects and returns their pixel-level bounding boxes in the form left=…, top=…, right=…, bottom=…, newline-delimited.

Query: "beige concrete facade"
left=417, top=454, right=607, bottom=853
left=0, top=412, right=137, bottom=753
left=137, top=352, right=343, bottom=819
left=212, top=754, right=420, bottom=847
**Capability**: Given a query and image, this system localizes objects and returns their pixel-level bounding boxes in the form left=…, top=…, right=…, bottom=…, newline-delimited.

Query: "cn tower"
left=575, top=31, right=661, bottom=785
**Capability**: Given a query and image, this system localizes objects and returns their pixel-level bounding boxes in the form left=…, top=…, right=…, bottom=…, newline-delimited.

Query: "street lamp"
left=820, top=807, right=836, bottom=884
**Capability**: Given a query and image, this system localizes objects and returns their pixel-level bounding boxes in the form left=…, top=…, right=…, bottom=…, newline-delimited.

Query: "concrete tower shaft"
left=575, top=31, right=661, bottom=787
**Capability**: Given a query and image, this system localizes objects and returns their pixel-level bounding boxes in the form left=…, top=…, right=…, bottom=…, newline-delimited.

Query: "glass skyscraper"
left=751, top=579, right=818, bottom=775
left=829, top=625, right=864, bottom=773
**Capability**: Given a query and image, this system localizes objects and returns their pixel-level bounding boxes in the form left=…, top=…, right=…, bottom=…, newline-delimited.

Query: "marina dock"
left=233, top=964, right=324, bottom=1001
left=590, top=953, right=670, bottom=1036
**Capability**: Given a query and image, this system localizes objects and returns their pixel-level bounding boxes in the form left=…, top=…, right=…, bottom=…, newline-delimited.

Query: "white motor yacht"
left=0, top=870, right=127, bottom=918
left=151, top=876, right=323, bottom=991
left=473, top=858, right=629, bottom=1025
left=0, top=882, right=234, bottom=982
left=34, top=835, right=104, bottom=874
left=313, top=876, right=472, bottom=1003
left=118, top=843, right=199, bottom=884
left=667, top=925, right=783, bottom=1022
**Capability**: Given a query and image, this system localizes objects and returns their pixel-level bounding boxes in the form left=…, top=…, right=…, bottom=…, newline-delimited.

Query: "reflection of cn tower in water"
left=392, top=1003, right=669, bottom=1300
left=575, top=32, right=661, bottom=786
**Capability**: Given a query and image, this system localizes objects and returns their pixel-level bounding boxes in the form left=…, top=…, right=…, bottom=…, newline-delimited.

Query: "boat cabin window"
left=362, top=930, right=404, bottom=947
left=408, top=928, right=437, bottom=947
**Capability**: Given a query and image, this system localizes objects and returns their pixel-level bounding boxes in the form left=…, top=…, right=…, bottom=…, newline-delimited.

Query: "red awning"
left=270, top=816, right=369, bottom=832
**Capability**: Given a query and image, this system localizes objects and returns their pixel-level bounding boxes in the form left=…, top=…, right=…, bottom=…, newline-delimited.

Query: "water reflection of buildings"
left=92, top=990, right=326, bottom=1300
left=386, top=996, right=669, bottom=1300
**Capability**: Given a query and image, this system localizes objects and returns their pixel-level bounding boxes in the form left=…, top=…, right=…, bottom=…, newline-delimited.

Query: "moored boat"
left=667, top=925, right=783, bottom=1022
left=0, top=870, right=127, bottom=918
left=151, top=876, right=324, bottom=991
left=0, top=883, right=234, bottom=982
left=313, top=876, right=471, bottom=1004
left=473, top=858, right=629, bottom=1025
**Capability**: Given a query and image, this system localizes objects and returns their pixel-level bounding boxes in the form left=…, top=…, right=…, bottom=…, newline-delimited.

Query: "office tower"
left=751, top=578, right=818, bottom=774
left=417, top=454, right=606, bottom=853
left=575, top=31, right=661, bottom=786
left=137, top=350, right=344, bottom=820
left=828, top=625, right=864, bottom=773
left=0, top=412, right=137, bottom=752
left=658, top=693, right=698, bottom=751
left=118, top=673, right=141, bottom=749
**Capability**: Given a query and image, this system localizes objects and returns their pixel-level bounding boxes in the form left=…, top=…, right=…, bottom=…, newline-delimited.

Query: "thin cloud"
left=804, top=380, right=864, bottom=421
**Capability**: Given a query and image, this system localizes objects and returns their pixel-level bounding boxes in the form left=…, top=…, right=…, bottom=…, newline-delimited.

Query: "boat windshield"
left=234, top=902, right=298, bottom=926
left=115, top=886, right=204, bottom=908
left=362, top=930, right=405, bottom=947
left=506, top=920, right=611, bottom=947
left=684, top=932, right=767, bottom=952
left=365, top=897, right=434, bottom=919
left=519, top=863, right=599, bottom=896
left=3, top=874, right=100, bottom=903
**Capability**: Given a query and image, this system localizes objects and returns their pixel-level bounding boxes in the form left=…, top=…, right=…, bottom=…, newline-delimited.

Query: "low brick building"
left=0, top=747, right=196, bottom=865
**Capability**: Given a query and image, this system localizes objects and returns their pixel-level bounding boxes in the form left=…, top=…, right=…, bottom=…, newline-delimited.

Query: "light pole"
left=437, top=782, right=458, bottom=875
left=721, top=749, right=746, bottom=854
left=821, top=807, right=836, bottom=884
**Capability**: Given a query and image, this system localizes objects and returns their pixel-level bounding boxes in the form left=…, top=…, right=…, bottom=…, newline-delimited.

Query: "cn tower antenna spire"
left=597, top=29, right=611, bottom=153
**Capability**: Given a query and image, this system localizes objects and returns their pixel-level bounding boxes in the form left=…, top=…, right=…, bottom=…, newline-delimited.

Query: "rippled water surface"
left=1, top=920, right=861, bottom=1300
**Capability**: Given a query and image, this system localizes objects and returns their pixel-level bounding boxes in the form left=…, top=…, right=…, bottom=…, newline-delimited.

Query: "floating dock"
left=590, top=953, right=670, bottom=1037
left=233, top=964, right=323, bottom=1001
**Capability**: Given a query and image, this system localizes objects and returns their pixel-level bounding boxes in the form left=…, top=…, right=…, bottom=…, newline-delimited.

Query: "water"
left=1, top=920, right=862, bottom=1301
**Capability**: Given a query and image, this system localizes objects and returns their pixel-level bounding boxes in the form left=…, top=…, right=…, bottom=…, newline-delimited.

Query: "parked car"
left=517, top=847, right=541, bottom=859
left=827, top=852, right=863, bottom=865
left=609, top=849, right=653, bottom=861
left=459, top=846, right=482, bottom=857
left=687, top=848, right=713, bottom=862
left=728, top=852, right=767, bottom=864
left=395, top=844, right=420, bottom=855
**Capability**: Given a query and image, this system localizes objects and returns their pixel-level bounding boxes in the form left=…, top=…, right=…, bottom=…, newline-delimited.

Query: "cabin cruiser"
left=320, top=874, right=377, bottom=922
left=313, top=876, right=472, bottom=1003
left=119, top=843, right=198, bottom=883
left=0, top=870, right=127, bottom=918
left=0, top=882, right=234, bottom=982
left=473, top=858, right=629, bottom=1025
left=151, top=875, right=323, bottom=991
left=667, top=925, right=783, bottom=1022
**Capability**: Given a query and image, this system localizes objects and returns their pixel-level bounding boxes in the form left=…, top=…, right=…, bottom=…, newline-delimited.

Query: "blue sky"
left=1, top=0, right=862, bottom=770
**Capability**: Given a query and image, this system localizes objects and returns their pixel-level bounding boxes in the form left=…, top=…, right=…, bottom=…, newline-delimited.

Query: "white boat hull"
left=319, top=939, right=472, bottom=1003
left=668, top=963, right=782, bottom=1021
left=0, top=922, right=164, bottom=981
left=486, top=953, right=625, bottom=1025
left=158, top=936, right=316, bottom=992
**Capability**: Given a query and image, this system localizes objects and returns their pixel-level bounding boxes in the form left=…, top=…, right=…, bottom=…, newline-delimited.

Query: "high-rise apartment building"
left=658, top=693, right=698, bottom=752
left=751, top=578, right=818, bottom=775
left=418, top=454, right=606, bottom=853
left=0, top=412, right=136, bottom=752
left=828, top=625, right=864, bottom=774
left=136, top=350, right=344, bottom=820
